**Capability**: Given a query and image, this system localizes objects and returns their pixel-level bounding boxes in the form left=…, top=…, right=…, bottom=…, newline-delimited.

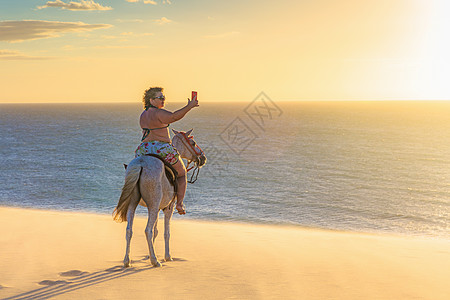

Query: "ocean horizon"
left=1, top=100, right=449, bottom=238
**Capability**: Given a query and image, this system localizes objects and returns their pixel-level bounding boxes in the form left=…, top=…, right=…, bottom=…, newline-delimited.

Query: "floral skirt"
left=135, top=141, right=180, bottom=165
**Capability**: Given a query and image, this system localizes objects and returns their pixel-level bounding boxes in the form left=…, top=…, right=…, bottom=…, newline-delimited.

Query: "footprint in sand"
left=171, top=258, right=187, bottom=262
left=38, top=280, right=71, bottom=286
left=59, top=270, right=89, bottom=277
left=105, top=266, right=125, bottom=272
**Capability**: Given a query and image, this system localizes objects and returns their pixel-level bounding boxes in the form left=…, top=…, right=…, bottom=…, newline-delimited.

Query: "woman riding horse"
left=135, top=87, right=199, bottom=214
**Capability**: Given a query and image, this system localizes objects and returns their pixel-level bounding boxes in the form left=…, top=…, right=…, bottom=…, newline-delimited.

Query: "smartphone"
left=191, top=91, right=197, bottom=102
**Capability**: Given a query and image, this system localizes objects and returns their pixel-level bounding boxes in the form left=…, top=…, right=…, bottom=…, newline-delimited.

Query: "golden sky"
left=0, top=0, right=449, bottom=103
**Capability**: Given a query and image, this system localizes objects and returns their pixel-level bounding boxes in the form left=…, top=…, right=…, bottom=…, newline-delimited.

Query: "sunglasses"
left=155, top=95, right=165, bottom=100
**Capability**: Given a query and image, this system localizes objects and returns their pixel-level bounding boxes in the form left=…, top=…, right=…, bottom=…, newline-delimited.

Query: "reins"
left=186, top=160, right=195, bottom=172
left=187, top=164, right=200, bottom=183
left=178, top=132, right=204, bottom=184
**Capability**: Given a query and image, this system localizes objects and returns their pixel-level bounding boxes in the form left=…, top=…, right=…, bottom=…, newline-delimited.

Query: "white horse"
left=113, top=129, right=206, bottom=267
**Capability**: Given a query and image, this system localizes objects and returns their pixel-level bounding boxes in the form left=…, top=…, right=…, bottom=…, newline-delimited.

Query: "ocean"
left=0, top=100, right=449, bottom=238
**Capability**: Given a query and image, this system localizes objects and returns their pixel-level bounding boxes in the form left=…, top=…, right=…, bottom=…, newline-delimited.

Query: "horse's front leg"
left=124, top=194, right=139, bottom=268
left=163, top=202, right=175, bottom=261
left=145, top=207, right=161, bottom=267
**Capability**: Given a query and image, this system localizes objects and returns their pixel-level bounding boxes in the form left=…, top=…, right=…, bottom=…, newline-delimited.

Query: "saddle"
left=123, top=154, right=178, bottom=195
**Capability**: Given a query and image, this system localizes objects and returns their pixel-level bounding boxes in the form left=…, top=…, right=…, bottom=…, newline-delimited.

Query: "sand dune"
left=0, top=207, right=449, bottom=299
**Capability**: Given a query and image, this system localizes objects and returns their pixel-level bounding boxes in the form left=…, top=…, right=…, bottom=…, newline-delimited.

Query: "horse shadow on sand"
left=4, top=256, right=186, bottom=300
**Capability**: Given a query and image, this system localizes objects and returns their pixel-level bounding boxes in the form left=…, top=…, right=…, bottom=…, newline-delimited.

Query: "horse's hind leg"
left=153, top=217, right=158, bottom=243
left=123, top=189, right=140, bottom=268
left=144, top=206, right=161, bottom=267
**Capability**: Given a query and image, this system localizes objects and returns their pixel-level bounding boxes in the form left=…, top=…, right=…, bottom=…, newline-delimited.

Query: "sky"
left=0, top=0, right=449, bottom=103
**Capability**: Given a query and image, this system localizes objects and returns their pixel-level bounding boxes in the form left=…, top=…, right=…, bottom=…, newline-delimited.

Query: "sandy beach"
left=0, top=207, right=449, bottom=300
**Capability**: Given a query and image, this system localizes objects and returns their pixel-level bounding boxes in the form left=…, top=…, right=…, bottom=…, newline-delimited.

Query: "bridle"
left=176, top=132, right=205, bottom=184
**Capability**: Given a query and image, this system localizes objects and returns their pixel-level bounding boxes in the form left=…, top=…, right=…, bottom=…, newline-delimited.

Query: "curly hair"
left=142, top=87, right=163, bottom=109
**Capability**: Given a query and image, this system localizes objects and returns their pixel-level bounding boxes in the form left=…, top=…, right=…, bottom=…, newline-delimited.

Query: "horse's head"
left=172, top=129, right=207, bottom=168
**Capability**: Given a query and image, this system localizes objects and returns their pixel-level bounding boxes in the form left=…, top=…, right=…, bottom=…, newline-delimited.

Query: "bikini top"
left=141, top=124, right=169, bottom=141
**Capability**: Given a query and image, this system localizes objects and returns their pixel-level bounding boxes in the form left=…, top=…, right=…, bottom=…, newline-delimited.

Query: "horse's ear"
left=186, top=128, right=193, bottom=136
left=172, top=129, right=180, bottom=135
left=123, top=164, right=128, bottom=170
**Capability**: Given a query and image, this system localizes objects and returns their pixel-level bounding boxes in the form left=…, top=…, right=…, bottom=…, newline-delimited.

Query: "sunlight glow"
left=0, top=0, right=449, bottom=102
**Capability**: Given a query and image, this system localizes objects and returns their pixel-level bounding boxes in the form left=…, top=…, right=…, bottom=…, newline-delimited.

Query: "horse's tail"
left=113, top=164, right=143, bottom=223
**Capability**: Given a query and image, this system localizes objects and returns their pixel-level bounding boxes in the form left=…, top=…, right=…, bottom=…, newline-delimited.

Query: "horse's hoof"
left=165, top=256, right=173, bottom=262
left=151, top=260, right=162, bottom=267
left=123, top=258, right=131, bottom=268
